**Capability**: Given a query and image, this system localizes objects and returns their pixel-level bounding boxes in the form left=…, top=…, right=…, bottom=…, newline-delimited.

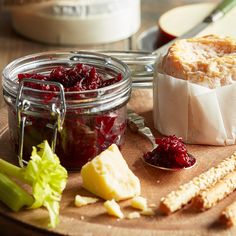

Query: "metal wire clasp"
left=16, top=79, right=66, bottom=167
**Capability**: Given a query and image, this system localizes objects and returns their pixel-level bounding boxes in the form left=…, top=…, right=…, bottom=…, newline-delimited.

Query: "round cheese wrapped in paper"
left=153, top=35, right=236, bottom=145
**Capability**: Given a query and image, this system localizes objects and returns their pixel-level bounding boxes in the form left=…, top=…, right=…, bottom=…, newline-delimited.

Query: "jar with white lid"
left=8, top=0, right=140, bottom=45
left=2, top=51, right=132, bottom=170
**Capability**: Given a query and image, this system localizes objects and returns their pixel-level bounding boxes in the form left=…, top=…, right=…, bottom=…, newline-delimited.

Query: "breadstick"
left=159, top=152, right=236, bottom=214
left=192, top=171, right=236, bottom=210
left=220, top=201, right=236, bottom=227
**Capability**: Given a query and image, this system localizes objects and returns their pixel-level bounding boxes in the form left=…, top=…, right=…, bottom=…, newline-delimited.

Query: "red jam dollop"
left=143, top=135, right=195, bottom=169
left=15, top=64, right=125, bottom=170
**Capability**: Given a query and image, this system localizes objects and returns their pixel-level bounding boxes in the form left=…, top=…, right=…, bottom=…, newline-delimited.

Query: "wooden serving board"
left=0, top=89, right=236, bottom=236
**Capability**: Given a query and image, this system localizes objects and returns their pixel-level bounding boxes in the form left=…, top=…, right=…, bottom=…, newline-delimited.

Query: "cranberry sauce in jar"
left=2, top=51, right=131, bottom=170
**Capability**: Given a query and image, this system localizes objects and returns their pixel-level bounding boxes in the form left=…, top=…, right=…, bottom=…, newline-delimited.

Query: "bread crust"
left=162, top=35, right=236, bottom=88
left=220, top=201, right=236, bottom=227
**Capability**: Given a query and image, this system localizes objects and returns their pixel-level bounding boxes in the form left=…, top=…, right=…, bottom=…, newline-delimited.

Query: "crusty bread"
left=162, top=35, right=236, bottom=88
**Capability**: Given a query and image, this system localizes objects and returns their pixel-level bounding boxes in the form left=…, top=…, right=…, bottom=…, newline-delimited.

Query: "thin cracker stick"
left=159, top=152, right=236, bottom=214
left=220, top=201, right=236, bottom=227
left=192, top=171, right=236, bottom=210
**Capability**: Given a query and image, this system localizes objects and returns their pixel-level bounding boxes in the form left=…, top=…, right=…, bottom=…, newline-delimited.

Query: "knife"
left=152, top=0, right=236, bottom=56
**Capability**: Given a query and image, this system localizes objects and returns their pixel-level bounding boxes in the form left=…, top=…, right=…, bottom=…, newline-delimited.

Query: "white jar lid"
left=10, top=0, right=140, bottom=45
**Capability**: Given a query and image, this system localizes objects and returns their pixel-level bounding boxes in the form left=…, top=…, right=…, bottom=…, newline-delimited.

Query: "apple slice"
left=158, top=3, right=216, bottom=43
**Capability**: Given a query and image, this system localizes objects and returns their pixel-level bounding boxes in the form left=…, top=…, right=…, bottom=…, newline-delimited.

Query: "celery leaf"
left=25, top=141, right=68, bottom=227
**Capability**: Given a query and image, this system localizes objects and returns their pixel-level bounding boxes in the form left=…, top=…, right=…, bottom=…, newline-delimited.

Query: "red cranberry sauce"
left=143, top=135, right=195, bottom=169
left=15, top=64, right=125, bottom=170
left=18, top=63, right=122, bottom=92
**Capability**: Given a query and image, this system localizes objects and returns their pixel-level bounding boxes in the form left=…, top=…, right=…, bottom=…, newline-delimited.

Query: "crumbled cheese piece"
left=126, top=212, right=141, bottom=219
left=104, top=199, right=124, bottom=219
left=131, top=196, right=147, bottom=211
left=74, top=195, right=99, bottom=207
left=141, top=208, right=155, bottom=216
left=149, top=203, right=157, bottom=208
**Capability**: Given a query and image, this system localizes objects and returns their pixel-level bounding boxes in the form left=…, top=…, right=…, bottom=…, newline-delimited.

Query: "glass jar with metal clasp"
left=2, top=50, right=155, bottom=170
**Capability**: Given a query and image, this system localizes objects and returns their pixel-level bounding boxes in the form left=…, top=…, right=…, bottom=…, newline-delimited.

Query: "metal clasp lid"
left=16, top=79, right=66, bottom=167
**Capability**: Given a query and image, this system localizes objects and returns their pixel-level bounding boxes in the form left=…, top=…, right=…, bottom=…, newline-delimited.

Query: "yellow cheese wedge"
left=104, top=199, right=124, bottom=219
left=81, top=144, right=141, bottom=201
left=74, top=195, right=99, bottom=207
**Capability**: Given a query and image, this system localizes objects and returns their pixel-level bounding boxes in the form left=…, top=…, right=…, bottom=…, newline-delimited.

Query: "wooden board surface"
left=0, top=89, right=236, bottom=236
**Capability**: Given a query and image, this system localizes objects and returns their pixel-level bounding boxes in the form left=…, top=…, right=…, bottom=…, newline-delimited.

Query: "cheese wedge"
left=81, top=144, right=141, bottom=201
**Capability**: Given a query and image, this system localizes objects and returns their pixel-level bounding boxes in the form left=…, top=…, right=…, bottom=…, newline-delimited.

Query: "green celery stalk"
left=0, top=140, right=68, bottom=228
left=0, top=159, right=29, bottom=184
left=0, top=172, right=34, bottom=211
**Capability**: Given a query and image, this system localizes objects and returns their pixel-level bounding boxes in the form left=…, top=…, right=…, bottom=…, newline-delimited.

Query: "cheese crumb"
left=127, top=212, right=141, bottom=219
left=149, top=203, right=157, bottom=208
left=131, top=196, right=147, bottom=211
left=74, top=195, right=99, bottom=207
left=141, top=208, right=155, bottom=216
left=104, top=199, right=124, bottom=219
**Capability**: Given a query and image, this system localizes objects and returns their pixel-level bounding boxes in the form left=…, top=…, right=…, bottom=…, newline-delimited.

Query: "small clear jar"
left=2, top=51, right=132, bottom=170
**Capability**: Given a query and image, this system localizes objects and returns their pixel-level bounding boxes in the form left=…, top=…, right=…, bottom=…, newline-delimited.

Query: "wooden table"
left=2, top=0, right=235, bottom=236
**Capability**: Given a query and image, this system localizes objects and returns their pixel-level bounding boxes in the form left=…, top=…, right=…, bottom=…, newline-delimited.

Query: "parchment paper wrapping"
left=153, top=70, right=236, bottom=146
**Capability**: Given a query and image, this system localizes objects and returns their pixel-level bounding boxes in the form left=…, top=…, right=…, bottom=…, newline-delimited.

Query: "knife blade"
left=152, top=0, right=236, bottom=56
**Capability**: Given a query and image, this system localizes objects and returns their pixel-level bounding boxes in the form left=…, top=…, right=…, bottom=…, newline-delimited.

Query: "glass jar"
left=2, top=51, right=132, bottom=170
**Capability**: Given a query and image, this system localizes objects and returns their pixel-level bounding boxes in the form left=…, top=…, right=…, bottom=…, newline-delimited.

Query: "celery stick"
left=0, top=172, right=34, bottom=211
left=0, top=140, right=68, bottom=228
left=0, top=159, right=28, bottom=184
